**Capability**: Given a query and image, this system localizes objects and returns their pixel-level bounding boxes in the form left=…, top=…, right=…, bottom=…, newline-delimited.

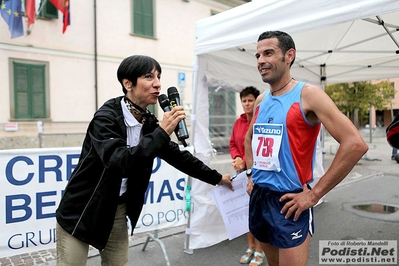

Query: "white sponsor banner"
left=133, top=150, right=190, bottom=233
left=0, top=147, right=189, bottom=257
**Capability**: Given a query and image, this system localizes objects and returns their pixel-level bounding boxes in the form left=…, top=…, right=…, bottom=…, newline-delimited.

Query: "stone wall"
left=0, top=133, right=86, bottom=150
left=0, top=122, right=88, bottom=150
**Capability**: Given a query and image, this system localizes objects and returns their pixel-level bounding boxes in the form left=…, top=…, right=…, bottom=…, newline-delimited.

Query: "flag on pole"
left=26, top=0, right=36, bottom=27
left=49, top=0, right=70, bottom=33
left=62, top=0, right=69, bottom=33
left=1, top=0, right=24, bottom=38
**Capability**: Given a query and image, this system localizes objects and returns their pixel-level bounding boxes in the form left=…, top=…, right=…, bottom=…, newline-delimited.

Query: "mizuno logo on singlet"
left=254, top=125, right=282, bottom=135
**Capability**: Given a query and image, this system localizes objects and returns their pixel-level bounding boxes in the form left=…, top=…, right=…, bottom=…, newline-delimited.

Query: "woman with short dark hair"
left=56, top=55, right=233, bottom=265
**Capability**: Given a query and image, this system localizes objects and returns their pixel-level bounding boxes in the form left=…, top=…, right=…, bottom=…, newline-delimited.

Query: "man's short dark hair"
left=258, top=31, right=296, bottom=67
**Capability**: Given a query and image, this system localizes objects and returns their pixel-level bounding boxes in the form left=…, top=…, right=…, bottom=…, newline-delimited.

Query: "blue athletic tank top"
left=251, top=81, right=321, bottom=192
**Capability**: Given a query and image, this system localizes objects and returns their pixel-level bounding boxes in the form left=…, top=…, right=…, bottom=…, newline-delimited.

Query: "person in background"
left=244, top=31, right=368, bottom=266
left=387, top=115, right=399, bottom=161
left=391, top=148, right=397, bottom=160
left=55, top=55, right=233, bottom=266
left=229, top=86, right=264, bottom=265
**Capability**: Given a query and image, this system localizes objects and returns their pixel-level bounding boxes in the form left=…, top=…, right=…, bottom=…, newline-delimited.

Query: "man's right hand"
left=246, top=177, right=254, bottom=196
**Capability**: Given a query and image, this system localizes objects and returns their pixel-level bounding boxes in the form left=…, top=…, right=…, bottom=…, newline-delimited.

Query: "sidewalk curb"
left=335, top=172, right=384, bottom=188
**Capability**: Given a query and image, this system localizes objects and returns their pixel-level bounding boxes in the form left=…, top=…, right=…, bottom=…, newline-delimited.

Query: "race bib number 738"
left=252, top=123, right=283, bottom=171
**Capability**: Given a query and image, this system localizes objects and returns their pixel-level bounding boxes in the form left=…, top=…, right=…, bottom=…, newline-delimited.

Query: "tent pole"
left=376, top=16, right=399, bottom=48
left=183, top=55, right=199, bottom=255
left=320, top=64, right=326, bottom=168
left=389, top=78, right=394, bottom=121
left=369, top=104, right=373, bottom=143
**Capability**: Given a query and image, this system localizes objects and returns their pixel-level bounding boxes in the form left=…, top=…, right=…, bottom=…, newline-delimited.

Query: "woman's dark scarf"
left=124, top=97, right=159, bottom=135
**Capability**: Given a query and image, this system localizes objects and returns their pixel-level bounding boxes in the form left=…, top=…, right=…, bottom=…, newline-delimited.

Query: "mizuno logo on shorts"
left=291, top=230, right=302, bottom=240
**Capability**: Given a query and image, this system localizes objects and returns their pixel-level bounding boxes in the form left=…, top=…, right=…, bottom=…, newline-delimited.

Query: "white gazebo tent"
left=185, top=0, right=399, bottom=251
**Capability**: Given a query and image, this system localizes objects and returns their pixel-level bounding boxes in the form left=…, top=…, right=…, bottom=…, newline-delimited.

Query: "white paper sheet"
left=210, top=176, right=250, bottom=240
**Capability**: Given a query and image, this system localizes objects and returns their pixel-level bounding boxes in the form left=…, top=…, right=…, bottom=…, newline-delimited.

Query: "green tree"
left=325, top=81, right=395, bottom=126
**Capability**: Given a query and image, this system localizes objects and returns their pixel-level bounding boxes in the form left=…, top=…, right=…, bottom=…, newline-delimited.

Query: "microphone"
left=158, top=94, right=172, bottom=112
left=167, top=87, right=189, bottom=141
left=158, top=93, right=188, bottom=147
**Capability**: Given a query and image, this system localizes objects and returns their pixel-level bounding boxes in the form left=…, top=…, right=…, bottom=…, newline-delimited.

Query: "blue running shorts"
left=249, top=184, right=314, bottom=248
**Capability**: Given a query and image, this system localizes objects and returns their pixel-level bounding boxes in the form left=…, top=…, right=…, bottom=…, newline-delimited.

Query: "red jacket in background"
left=229, top=113, right=251, bottom=165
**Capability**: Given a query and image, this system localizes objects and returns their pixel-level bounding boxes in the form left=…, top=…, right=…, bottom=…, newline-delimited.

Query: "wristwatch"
left=246, top=168, right=252, bottom=177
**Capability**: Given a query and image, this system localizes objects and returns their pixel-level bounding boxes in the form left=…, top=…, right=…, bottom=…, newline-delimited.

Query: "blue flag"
left=1, top=0, right=24, bottom=38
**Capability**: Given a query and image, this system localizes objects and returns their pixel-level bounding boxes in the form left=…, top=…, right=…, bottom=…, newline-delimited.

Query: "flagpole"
left=27, top=0, right=48, bottom=34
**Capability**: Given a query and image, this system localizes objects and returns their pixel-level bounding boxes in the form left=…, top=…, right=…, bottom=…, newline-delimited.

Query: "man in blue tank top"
left=244, top=31, right=369, bottom=266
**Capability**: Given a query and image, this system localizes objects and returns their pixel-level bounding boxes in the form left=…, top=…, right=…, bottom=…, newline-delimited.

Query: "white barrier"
left=0, top=147, right=189, bottom=257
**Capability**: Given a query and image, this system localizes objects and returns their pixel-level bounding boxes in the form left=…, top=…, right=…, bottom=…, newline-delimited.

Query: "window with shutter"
left=22, top=0, right=58, bottom=19
left=133, top=0, right=154, bottom=37
left=13, top=62, right=47, bottom=119
left=40, top=0, right=58, bottom=19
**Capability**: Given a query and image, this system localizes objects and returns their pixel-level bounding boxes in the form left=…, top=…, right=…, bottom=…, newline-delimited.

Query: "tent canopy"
left=195, top=0, right=399, bottom=87
left=187, top=0, right=399, bottom=250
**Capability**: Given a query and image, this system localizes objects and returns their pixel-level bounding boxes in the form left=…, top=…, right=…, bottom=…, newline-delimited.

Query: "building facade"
left=0, top=0, right=248, bottom=149
left=0, top=0, right=397, bottom=150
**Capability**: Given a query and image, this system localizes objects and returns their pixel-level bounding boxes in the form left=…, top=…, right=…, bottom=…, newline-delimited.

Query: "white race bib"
left=252, top=123, right=283, bottom=171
